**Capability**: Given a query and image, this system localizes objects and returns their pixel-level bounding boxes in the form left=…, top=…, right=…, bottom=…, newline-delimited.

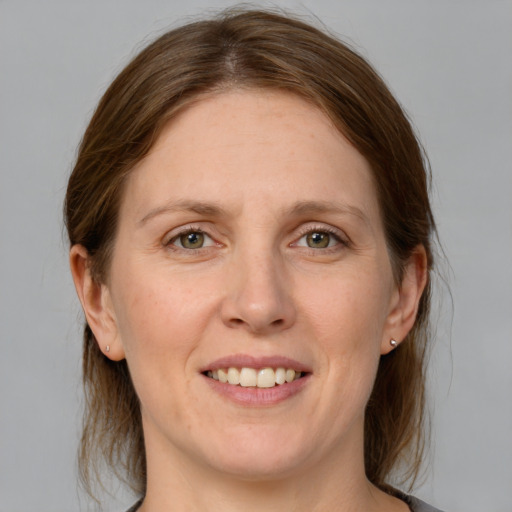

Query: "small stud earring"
left=390, top=339, right=398, bottom=349
left=106, top=345, right=110, bottom=353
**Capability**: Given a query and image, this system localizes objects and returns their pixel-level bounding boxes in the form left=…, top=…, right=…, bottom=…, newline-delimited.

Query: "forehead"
left=122, top=89, right=380, bottom=225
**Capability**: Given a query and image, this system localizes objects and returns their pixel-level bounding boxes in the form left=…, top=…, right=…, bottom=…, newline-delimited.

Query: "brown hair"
left=65, top=7, right=435, bottom=498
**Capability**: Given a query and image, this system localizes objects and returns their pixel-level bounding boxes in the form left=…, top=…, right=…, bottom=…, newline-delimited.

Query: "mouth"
left=203, top=367, right=306, bottom=389
left=200, top=355, right=311, bottom=405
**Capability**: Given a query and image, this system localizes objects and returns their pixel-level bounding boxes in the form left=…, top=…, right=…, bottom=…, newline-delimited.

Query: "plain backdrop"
left=1, top=1, right=511, bottom=511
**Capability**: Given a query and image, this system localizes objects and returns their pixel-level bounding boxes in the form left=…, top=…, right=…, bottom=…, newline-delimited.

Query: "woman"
left=66, top=8, right=443, bottom=512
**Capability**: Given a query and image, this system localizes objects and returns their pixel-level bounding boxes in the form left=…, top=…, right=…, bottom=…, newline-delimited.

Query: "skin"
left=71, top=90, right=426, bottom=512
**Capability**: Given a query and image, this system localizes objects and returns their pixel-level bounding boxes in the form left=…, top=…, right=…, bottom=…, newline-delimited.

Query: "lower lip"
left=202, top=373, right=311, bottom=406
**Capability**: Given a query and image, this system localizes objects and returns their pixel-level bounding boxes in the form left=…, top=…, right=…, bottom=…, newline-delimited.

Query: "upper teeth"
left=206, top=367, right=302, bottom=388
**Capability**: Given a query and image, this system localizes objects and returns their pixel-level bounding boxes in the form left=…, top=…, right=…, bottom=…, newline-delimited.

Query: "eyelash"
left=292, top=225, right=349, bottom=251
left=164, top=224, right=349, bottom=253
left=165, top=226, right=217, bottom=251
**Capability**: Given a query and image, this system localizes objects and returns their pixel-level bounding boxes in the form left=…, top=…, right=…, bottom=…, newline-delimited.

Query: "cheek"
left=300, top=271, right=390, bottom=350
left=298, top=271, right=390, bottom=401
left=111, top=279, right=207, bottom=420
left=113, top=267, right=215, bottom=351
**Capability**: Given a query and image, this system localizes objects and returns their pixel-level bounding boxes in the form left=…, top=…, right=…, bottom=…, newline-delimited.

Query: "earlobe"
left=381, top=246, right=428, bottom=355
left=69, top=244, right=125, bottom=361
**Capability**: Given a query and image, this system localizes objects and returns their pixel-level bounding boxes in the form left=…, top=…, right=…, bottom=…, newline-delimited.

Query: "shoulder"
left=405, top=494, right=446, bottom=512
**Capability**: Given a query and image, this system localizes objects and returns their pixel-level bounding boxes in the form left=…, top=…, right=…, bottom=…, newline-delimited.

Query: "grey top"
left=405, top=494, right=446, bottom=512
left=126, top=494, right=445, bottom=511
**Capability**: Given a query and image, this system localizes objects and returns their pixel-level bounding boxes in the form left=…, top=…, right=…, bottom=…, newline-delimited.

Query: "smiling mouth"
left=204, top=367, right=305, bottom=389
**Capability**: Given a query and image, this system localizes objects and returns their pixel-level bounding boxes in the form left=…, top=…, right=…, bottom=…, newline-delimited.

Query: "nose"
left=220, top=250, right=296, bottom=335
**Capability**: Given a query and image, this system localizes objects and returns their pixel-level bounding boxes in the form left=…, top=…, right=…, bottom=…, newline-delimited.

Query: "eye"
left=169, top=230, right=215, bottom=250
left=304, top=231, right=332, bottom=248
left=294, top=228, right=345, bottom=250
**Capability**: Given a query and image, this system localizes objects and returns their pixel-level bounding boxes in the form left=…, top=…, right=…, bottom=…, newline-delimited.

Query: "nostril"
left=222, top=293, right=295, bottom=333
left=227, top=316, right=286, bottom=331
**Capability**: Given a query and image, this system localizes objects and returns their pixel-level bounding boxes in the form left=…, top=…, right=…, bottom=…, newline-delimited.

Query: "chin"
left=208, top=454, right=307, bottom=482
left=198, top=427, right=314, bottom=480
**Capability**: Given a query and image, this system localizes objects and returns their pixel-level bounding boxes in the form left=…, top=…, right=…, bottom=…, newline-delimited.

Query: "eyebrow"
left=286, top=200, right=370, bottom=225
left=138, top=200, right=228, bottom=226
left=138, top=199, right=369, bottom=226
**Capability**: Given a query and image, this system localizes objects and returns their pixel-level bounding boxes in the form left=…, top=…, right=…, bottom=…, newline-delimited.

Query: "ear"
left=381, top=245, right=428, bottom=355
left=69, top=244, right=125, bottom=361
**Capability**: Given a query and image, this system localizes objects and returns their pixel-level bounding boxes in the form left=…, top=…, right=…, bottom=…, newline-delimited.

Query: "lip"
left=200, top=354, right=312, bottom=407
left=203, top=372, right=311, bottom=406
left=200, top=354, right=312, bottom=373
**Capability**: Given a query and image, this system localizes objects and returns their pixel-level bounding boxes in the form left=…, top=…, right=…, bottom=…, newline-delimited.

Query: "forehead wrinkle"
left=137, top=199, right=230, bottom=226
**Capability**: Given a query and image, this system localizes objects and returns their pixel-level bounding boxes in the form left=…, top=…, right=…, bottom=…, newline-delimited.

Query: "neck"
left=138, top=423, right=404, bottom=512
left=140, top=463, right=377, bottom=512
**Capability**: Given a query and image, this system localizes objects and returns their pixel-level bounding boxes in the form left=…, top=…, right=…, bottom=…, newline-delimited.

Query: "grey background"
left=1, top=1, right=511, bottom=511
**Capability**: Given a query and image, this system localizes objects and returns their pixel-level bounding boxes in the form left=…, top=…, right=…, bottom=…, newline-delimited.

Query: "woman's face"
left=90, top=90, right=419, bottom=480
